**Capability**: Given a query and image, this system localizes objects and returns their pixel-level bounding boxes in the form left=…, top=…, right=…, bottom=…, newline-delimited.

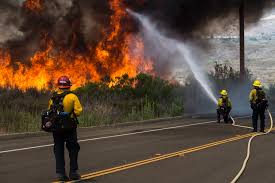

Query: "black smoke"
left=0, top=0, right=113, bottom=62
left=1, top=0, right=274, bottom=57
left=125, top=0, right=274, bottom=37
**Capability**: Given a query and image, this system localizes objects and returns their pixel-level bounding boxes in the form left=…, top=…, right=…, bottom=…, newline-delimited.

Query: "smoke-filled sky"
left=0, top=0, right=274, bottom=45
left=125, top=0, right=274, bottom=38
left=0, top=0, right=108, bottom=61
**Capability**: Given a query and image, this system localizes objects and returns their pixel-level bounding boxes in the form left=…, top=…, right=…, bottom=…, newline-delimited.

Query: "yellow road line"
left=57, top=129, right=275, bottom=183
left=77, top=133, right=254, bottom=181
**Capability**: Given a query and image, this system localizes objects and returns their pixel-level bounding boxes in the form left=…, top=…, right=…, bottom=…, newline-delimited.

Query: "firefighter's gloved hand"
left=59, top=112, right=69, bottom=116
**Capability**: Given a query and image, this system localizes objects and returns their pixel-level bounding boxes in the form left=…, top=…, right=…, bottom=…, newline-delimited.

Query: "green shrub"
left=0, top=74, right=185, bottom=133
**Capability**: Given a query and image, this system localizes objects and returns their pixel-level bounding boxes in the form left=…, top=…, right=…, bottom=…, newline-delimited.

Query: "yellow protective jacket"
left=249, top=88, right=264, bottom=104
left=249, top=89, right=257, bottom=104
left=48, top=89, right=83, bottom=117
left=249, top=88, right=266, bottom=104
left=217, top=97, right=232, bottom=109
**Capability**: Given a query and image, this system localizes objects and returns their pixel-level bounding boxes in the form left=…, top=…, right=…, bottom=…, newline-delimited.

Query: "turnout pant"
left=53, top=129, right=80, bottom=174
left=252, top=109, right=266, bottom=131
left=217, top=108, right=231, bottom=123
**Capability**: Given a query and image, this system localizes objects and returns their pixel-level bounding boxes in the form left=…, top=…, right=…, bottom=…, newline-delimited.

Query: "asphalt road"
left=0, top=115, right=274, bottom=183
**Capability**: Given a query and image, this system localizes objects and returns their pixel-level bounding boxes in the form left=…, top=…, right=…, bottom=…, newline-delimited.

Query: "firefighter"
left=48, top=76, right=83, bottom=181
left=249, top=80, right=268, bottom=132
left=217, top=90, right=232, bottom=123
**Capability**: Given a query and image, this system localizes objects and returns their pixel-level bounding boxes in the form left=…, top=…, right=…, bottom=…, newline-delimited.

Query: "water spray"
left=127, top=9, right=217, bottom=105
left=176, top=44, right=217, bottom=104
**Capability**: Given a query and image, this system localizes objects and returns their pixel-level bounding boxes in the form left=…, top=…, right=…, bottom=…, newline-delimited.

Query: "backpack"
left=255, top=90, right=268, bottom=110
left=41, top=91, right=78, bottom=133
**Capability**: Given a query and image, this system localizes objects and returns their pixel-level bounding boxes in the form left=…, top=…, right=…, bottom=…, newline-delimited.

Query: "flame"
left=0, top=0, right=153, bottom=91
left=23, top=0, right=44, bottom=13
left=0, top=41, right=101, bottom=90
left=95, top=0, right=153, bottom=79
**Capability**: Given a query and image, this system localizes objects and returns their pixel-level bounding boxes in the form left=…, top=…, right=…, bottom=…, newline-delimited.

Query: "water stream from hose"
left=128, top=10, right=217, bottom=104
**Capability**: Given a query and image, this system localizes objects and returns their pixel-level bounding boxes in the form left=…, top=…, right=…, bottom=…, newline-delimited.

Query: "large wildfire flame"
left=0, top=0, right=153, bottom=90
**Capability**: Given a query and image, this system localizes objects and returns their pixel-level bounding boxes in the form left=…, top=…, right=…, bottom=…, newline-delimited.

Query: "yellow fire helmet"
left=253, top=80, right=262, bottom=88
left=220, top=90, right=228, bottom=96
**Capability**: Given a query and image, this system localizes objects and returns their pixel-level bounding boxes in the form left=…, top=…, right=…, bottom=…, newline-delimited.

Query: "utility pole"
left=239, top=0, right=245, bottom=80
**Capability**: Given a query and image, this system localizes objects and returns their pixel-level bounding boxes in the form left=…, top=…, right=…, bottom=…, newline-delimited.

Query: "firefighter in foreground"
left=249, top=80, right=268, bottom=132
left=47, top=76, right=83, bottom=181
left=217, top=90, right=232, bottom=123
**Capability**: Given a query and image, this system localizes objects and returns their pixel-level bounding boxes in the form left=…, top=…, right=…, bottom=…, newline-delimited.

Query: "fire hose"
left=229, top=109, right=273, bottom=183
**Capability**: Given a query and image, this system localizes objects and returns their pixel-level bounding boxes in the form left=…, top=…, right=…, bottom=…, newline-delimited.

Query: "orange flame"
left=0, top=0, right=153, bottom=91
left=96, top=0, right=153, bottom=79
left=23, top=0, right=44, bottom=13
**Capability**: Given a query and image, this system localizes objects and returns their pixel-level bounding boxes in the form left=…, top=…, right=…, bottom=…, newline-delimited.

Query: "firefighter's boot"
left=56, top=173, right=69, bottom=181
left=70, top=171, right=81, bottom=180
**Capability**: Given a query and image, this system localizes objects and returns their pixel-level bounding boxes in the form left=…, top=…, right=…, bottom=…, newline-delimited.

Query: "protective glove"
left=59, top=112, right=69, bottom=116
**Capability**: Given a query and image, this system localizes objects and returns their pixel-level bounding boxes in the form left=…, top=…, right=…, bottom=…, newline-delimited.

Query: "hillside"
left=207, top=13, right=275, bottom=85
